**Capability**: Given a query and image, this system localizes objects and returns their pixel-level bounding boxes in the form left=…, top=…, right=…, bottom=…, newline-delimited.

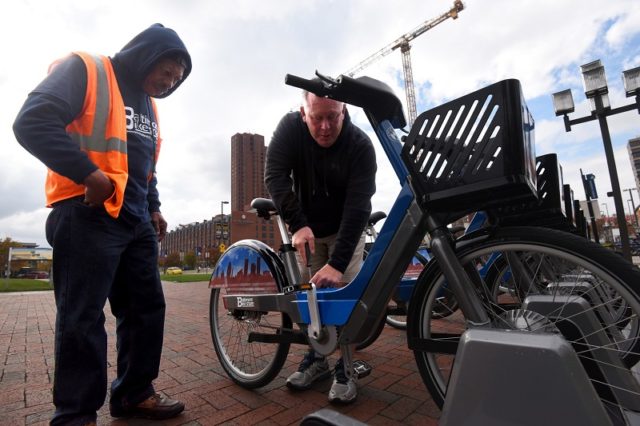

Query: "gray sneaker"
left=328, top=358, right=357, bottom=403
left=286, top=351, right=331, bottom=390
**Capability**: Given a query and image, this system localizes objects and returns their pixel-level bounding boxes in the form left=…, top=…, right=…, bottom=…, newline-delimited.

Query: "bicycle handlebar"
left=284, top=73, right=331, bottom=97
left=284, top=71, right=407, bottom=129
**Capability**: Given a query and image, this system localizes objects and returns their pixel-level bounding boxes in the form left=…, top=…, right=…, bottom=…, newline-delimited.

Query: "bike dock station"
left=209, top=72, right=640, bottom=426
left=440, top=328, right=614, bottom=426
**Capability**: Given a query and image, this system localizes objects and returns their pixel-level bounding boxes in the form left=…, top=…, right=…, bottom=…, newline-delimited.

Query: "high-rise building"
left=230, top=132, right=281, bottom=249
left=629, top=136, right=640, bottom=192
left=161, top=132, right=283, bottom=262
left=231, top=133, right=269, bottom=211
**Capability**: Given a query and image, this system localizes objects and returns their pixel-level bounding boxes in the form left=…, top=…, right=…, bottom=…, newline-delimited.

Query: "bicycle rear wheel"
left=385, top=300, right=408, bottom=329
left=209, top=287, right=291, bottom=388
left=410, top=226, right=640, bottom=420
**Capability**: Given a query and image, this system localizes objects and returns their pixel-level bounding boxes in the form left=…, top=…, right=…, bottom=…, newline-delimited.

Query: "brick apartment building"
left=161, top=132, right=281, bottom=264
left=229, top=132, right=281, bottom=249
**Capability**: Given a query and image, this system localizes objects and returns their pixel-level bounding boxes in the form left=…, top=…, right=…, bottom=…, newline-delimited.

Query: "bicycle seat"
left=368, top=211, right=387, bottom=226
left=251, top=198, right=277, bottom=220
left=334, top=74, right=407, bottom=129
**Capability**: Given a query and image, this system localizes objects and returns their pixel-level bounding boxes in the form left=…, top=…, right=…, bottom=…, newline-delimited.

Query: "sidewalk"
left=0, top=282, right=440, bottom=425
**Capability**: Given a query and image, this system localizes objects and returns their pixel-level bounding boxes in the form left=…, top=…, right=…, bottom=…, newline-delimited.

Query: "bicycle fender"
left=209, top=239, right=288, bottom=294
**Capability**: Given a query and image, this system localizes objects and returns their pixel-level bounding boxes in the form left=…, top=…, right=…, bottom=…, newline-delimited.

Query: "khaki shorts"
left=298, top=232, right=366, bottom=285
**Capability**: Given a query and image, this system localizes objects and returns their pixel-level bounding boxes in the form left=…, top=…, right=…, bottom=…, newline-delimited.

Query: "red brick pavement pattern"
left=0, top=282, right=440, bottom=425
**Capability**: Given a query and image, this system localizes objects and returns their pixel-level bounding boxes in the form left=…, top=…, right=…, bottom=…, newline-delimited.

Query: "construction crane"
left=344, top=1, right=465, bottom=125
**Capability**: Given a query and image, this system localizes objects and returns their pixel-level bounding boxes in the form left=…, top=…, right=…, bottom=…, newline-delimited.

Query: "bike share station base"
left=439, top=328, right=640, bottom=426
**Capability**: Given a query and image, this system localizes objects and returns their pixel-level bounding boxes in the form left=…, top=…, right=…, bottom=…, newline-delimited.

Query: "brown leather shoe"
left=110, top=393, right=185, bottom=419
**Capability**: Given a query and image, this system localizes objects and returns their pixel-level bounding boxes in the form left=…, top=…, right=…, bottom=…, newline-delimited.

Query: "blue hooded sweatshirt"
left=13, top=23, right=192, bottom=224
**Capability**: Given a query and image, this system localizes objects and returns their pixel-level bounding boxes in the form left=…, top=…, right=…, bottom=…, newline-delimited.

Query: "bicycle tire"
left=209, top=287, right=291, bottom=388
left=385, top=301, right=408, bottom=330
left=409, top=226, right=640, bottom=418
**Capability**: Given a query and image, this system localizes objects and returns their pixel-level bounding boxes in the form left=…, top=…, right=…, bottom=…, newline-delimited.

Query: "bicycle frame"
left=382, top=210, right=493, bottom=305
left=218, top=80, right=493, bottom=346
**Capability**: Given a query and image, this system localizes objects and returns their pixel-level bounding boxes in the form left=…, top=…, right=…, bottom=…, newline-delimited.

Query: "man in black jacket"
left=13, top=24, right=191, bottom=425
left=265, top=89, right=377, bottom=403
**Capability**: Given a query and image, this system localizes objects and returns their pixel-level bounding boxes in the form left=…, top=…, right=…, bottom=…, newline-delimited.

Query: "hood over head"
left=112, top=23, right=192, bottom=98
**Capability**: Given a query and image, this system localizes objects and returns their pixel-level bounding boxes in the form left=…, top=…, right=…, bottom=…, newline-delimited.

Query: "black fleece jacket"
left=265, top=110, right=377, bottom=273
left=13, top=23, right=191, bottom=223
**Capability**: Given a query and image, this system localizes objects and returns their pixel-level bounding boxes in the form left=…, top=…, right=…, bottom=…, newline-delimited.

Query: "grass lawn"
left=0, top=273, right=210, bottom=292
left=0, top=279, right=53, bottom=292
left=160, top=273, right=210, bottom=283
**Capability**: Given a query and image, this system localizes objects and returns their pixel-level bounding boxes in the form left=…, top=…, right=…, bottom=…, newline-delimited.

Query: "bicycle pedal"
left=352, top=360, right=372, bottom=379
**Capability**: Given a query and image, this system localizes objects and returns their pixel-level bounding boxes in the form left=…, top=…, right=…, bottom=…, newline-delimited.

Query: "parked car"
left=14, top=268, right=49, bottom=279
left=27, top=270, right=49, bottom=279
left=166, top=267, right=183, bottom=275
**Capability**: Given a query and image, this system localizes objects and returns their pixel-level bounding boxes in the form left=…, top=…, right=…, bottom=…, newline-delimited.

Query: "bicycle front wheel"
left=411, top=226, right=640, bottom=419
left=209, top=287, right=291, bottom=388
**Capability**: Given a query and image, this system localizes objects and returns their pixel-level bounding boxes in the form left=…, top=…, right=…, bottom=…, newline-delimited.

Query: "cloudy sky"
left=2, top=0, right=639, bottom=248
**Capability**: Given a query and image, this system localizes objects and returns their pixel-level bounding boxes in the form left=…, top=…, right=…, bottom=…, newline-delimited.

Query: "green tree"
left=165, top=252, right=181, bottom=268
left=206, top=247, right=222, bottom=267
left=0, top=238, right=19, bottom=277
left=184, top=251, right=196, bottom=270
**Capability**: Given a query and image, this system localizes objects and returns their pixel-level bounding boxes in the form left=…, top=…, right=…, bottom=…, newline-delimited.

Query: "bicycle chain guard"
left=308, top=325, right=338, bottom=356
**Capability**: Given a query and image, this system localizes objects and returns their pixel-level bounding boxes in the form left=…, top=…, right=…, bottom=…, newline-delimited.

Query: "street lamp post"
left=220, top=200, right=229, bottom=245
left=625, top=187, right=639, bottom=227
left=552, top=61, right=640, bottom=261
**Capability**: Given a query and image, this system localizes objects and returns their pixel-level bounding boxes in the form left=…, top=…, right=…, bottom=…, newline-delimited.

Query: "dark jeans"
left=46, top=199, right=165, bottom=425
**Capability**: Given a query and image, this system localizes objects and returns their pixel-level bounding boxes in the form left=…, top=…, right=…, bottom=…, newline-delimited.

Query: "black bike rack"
left=402, top=79, right=640, bottom=425
left=490, top=153, right=576, bottom=232
left=439, top=328, right=614, bottom=426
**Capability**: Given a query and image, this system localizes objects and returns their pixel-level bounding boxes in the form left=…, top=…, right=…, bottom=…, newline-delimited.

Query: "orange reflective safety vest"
left=45, top=51, right=161, bottom=218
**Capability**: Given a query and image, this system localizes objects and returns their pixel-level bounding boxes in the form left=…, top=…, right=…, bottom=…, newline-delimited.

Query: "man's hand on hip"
left=83, top=169, right=114, bottom=207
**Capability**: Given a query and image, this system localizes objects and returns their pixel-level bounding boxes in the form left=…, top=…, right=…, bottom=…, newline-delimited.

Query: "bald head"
left=300, top=92, right=346, bottom=148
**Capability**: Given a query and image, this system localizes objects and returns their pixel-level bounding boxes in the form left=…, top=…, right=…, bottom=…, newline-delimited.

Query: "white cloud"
left=605, top=3, right=640, bottom=48
left=2, top=0, right=640, bottom=248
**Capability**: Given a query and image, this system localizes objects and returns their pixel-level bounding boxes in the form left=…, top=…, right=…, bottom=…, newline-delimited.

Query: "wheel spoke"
left=412, top=227, right=640, bottom=420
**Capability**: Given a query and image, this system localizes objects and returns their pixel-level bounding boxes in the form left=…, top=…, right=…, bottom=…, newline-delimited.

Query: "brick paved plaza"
left=0, top=282, right=440, bottom=425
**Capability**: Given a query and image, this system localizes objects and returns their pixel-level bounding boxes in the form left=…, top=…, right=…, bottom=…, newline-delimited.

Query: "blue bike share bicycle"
left=361, top=150, right=582, bottom=343
left=209, top=72, right=640, bottom=424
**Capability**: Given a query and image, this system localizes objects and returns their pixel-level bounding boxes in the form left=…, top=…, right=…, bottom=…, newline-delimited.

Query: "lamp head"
left=623, top=66, right=640, bottom=97
left=580, top=59, right=609, bottom=98
left=552, top=89, right=575, bottom=116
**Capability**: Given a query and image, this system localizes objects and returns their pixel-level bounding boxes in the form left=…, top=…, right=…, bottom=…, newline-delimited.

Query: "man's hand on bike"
left=311, top=264, right=344, bottom=288
left=292, top=226, right=315, bottom=265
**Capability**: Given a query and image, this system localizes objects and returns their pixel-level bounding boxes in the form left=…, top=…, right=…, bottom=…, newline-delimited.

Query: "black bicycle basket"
left=401, top=79, right=537, bottom=216
left=489, top=153, right=575, bottom=231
